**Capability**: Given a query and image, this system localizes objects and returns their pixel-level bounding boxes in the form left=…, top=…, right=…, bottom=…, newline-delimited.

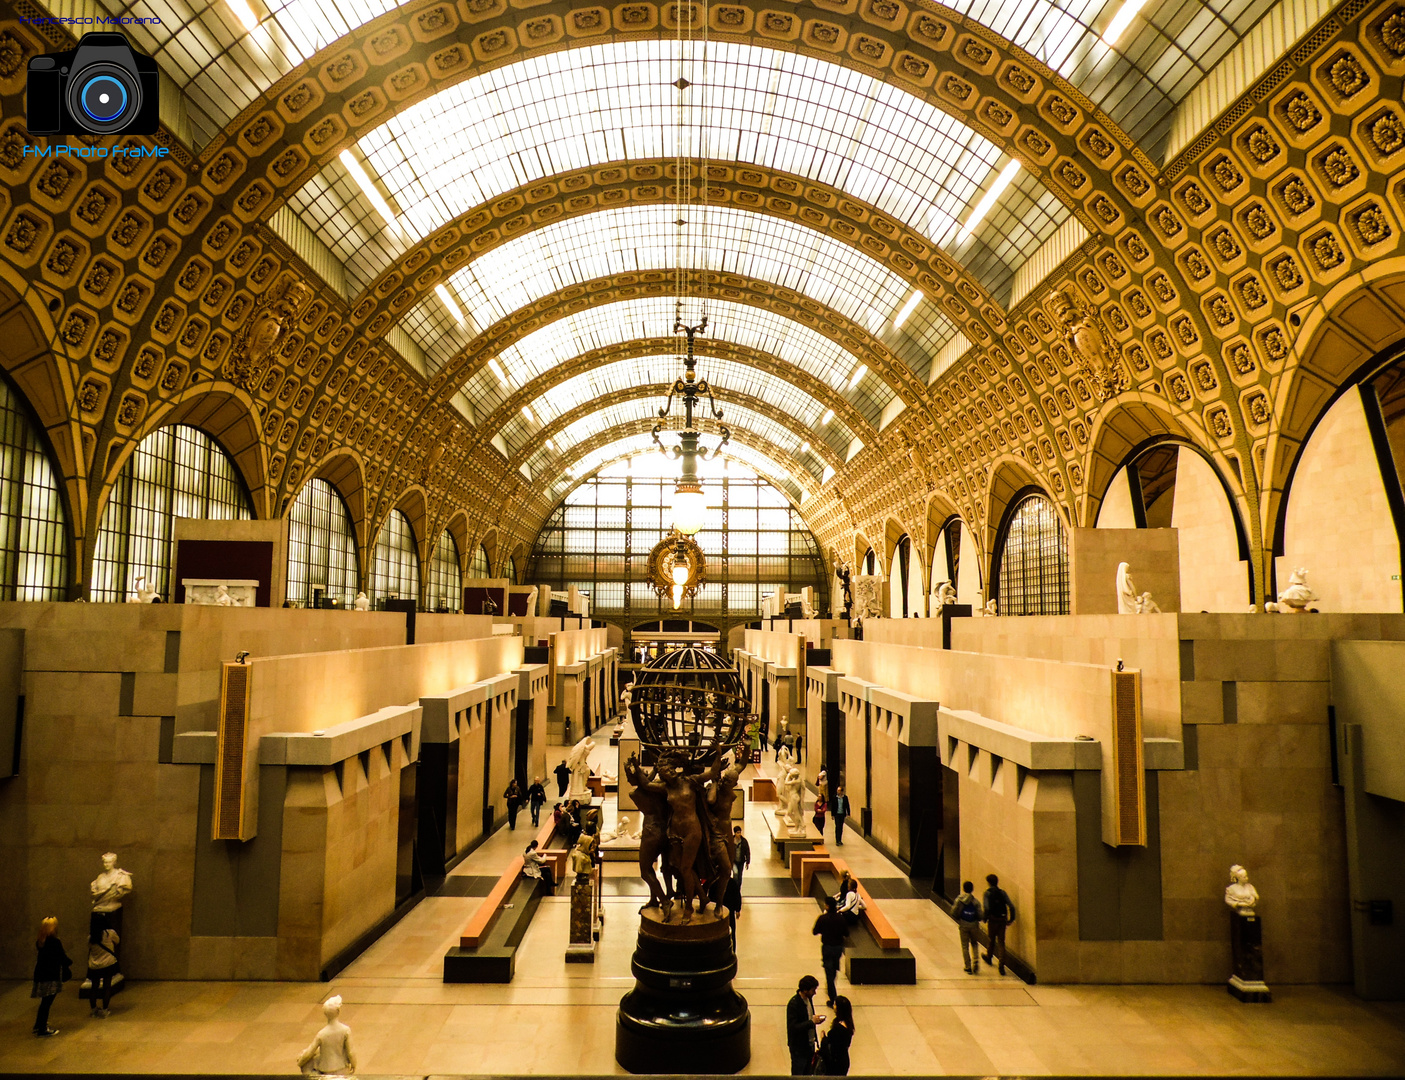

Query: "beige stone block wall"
left=841, top=699, right=868, bottom=821
left=1278, top=389, right=1402, bottom=613
left=1172, top=448, right=1248, bottom=612
left=805, top=682, right=826, bottom=789
left=415, top=614, right=495, bottom=643
left=458, top=705, right=490, bottom=853
left=1096, top=468, right=1137, bottom=527
left=1069, top=527, right=1181, bottom=614
left=861, top=619, right=946, bottom=650
left=868, top=711, right=900, bottom=855
left=742, top=628, right=803, bottom=670
left=554, top=626, right=607, bottom=667
left=172, top=517, right=289, bottom=603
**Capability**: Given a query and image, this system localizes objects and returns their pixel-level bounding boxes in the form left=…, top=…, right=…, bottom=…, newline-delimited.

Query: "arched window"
left=286, top=478, right=358, bottom=607
left=933, top=517, right=961, bottom=595
left=91, top=424, right=253, bottom=602
left=862, top=547, right=876, bottom=575
left=427, top=530, right=462, bottom=612
left=889, top=534, right=911, bottom=617
left=470, top=543, right=490, bottom=578
left=370, top=510, right=419, bottom=607
left=0, top=376, right=69, bottom=600
left=508, top=554, right=518, bottom=584
left=995, top=492, right=1068, bottom=616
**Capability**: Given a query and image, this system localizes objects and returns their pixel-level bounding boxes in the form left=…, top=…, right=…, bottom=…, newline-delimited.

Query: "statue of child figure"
left=297, top=995, right=356, bottom=1075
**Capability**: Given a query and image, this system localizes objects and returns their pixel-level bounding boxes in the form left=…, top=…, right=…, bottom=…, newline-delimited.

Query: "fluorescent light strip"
left=337, top=150, right=400, bottom=235
left=488, top=359, right=506, bottom=383
left=893, top=290, right=924, bottom=330
left=1103, top=0, right=1150, bottom=47
left=957, top=160, right=1022, bottom=244
left=226, top=0, right=259, bottom=30
left=521, top=405, right=535, bottom=422
left=546, top=437, right=555, bottom=450
left=800, top=441, right=810, bottom=453
left=821, top=409, right=834, bottom=425
left=847, top=365, right=867, bottom=390
left=434, top=284, right=464, bottom=327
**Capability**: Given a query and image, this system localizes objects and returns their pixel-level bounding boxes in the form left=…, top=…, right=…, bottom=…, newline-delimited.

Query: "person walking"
left=812, top=896, right=850, bottom=1008
left=31, top=917, right=70, bottom=1037
left=831, top=786, right=851, bottom=846
left=504, top=778, right=523, bottom=830
left=732, top=825, right=751, bottom=887
left=818, top=995, right=855, bottom=1076
left=554, top=759, right=571, bottom=798
left=724, top=871, right=743, bottom=950
left=950, top=880, right=983, bottom=974
left=786, top=974, right=824, bottom=1075
left=527, top=776, right=547, bottom=827
left=811, top=792, right=827, bottom=835
left=85, top=914, right=120, bottom=1017
left=981, top=873, right=1017, bottom=975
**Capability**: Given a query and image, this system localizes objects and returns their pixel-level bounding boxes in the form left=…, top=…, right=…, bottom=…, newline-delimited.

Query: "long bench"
left=804, top=860, right=916, bottom=985
left=443, top=815, right=568, bottom=983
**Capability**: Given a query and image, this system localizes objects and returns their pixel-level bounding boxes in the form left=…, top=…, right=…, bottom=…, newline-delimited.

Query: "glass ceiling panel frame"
left=111, top=0, right=1276, bottom=162
left=287, top=40, right=1067, bottom=304
left=525, top=402, right=824, bottom=483
left=497, top=354, right=857, bottom=460
left=410, top=204, right=954, bottom=376
left=453, top=296, right=894, bottom=428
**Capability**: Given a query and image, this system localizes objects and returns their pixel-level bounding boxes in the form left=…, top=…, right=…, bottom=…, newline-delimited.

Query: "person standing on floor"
left=85, top=914, right=119, bottom=1018
left=504, top=778, right=523, bottom=830
left=950, top=880, right=983, bottom=974
left=812, top=896, right=850, bottom=1008
left=724, top=871, right=743, bottom=950
left=732, top=825, right=751, bottom=886
left=554, top=758, right=571, bottom=797
left=31, top=917, right=70, bottom=1037
left=818, top=995, right=855, bottom=1076
left=812, top=791, right=827, bottom=835
left=831, top=786, right=851, bottom=846
left=527, top=776, right=547, bottom=827
left=981, top=873, right=1017, bottom=975
left=786, top=974, right=825, bottom=1075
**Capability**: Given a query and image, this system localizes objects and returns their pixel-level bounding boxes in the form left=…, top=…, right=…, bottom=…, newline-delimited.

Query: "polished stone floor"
left=3, top=744, right=1404, bottom=1076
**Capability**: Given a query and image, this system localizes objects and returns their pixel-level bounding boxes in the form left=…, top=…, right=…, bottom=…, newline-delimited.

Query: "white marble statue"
left=566, top=736, right=596, bottom=800
left=600, top=814, right=640, bottom=843
left=352, top=592, right=370, bottom=611
left=127, top=575, right=159, bottom=604
left=91, top=852, right=133, bottom=913
left=850, top=574, right=884, bottom=627
left=297, top=995, right=356, bottom=1076
left=776, top=743, right=794, bottom=771
left=1136, top=591, right=1161, bottom=614
left=984, top=598, right=998, bottom=616
left=780, top=766, right=804, bottom=836
left=527, top=585, right=539, bottom=615
left=931, top=579, right=957, bottom=614
left=1116, top=562, right=1139, bottom=614
left=1267, top=567, right=1318, bottom=614
left=214, top=584, right=237, bottom=607
left=1224, top=864, right=1259, bottom=916
left=619, top=681, right=635, bottom=717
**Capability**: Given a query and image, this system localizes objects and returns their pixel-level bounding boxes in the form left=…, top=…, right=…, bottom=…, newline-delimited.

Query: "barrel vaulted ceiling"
left=1, top=0, right=1403, bottom=604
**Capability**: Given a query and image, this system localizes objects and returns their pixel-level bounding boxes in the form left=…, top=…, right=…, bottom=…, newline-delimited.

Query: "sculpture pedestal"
left=616, top=907, right=750, bottom=1074
left=1228, top=912, right=1272, bottom=1002
left=567, top=870, right=600, bottom=963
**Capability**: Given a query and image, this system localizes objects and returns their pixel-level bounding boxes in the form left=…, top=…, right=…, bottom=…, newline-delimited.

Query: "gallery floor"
left=3, top=741, right=1404, bottom=1076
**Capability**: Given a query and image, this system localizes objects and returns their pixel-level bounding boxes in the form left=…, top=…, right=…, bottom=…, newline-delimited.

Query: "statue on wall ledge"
left=566, top=736, right=597, bottom=800
left=352, top=592, right=371, bottom=611
left=1116, top=563, right=1161, bottom=613
left=850, top=574, right=883, bottom=628
left=127, top=575, right=159, bottom=604
left=1265, top=568, right=1318, bottom=614
left=834, top=560, right=853, bottom=622
left=931, top=579, right=957, bottom=614
left=527, top=585, right=539, bottom=616
left=984, top=597, right=999, bottom=617
left=297, top=995, right=356, bottom=1076
left=91, top=853, right=133, bottom=915
left=1047, top=287, right=1125, bottom=402
left=225, top=278, right=313, bottom=393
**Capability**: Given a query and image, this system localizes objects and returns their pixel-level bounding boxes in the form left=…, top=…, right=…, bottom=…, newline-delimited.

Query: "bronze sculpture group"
left=625, top=749, right=746, bottom=923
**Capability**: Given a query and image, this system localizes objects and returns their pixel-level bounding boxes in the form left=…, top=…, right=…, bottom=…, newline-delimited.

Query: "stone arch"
left=393, top=484, right=431, bottom=562
left=925, top=489, right=979, bottom=597
left=983, top=453, right=1059, bottom=564
left=300, top=449, right=369, bottom=579
left=441, top=509, right=472, bottom=575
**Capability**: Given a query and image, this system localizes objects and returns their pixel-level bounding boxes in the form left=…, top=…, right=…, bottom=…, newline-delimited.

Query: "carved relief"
left=224, top=279, right=313, bottom=391
left=1045, top=288, right=1123, bottom=401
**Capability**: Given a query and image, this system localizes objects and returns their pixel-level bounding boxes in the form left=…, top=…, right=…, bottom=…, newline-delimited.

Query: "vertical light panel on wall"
left=214, top=661, right=252, bottom=841
left=1106, top=668, right=1147, bottom=847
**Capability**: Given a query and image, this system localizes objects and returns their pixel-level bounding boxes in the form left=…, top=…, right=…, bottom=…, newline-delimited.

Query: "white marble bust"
left=352, top=592, right=371, bottom=611
left=297, top=995, right=356, bottom=1075
left=1224, top=864, right=1259, bottom=916
left=91, top=852, right=133, bottom=913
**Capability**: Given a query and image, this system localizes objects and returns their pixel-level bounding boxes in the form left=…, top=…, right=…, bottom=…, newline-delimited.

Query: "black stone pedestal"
left=616, top=907, right=750, bottom=1074
left=1228, top=911, right=1272, bottom=1002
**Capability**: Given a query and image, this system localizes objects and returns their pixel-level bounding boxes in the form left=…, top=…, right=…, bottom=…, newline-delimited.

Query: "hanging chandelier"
left=653, top=308, right=729, bottom=536
left=647, top=529, right=706, bottom=609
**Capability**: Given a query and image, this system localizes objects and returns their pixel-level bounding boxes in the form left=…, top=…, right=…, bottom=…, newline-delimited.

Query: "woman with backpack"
left=981, top=873, right=1017, bottom=975
left=950, top=880, right=983, bottom=974
left=818, top=995, right=855, bottom=1075
left=31, top=916, right=71, bottom=1036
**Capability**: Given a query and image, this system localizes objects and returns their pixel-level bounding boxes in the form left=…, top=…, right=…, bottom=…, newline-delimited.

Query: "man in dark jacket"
left=553, top=759, right=571, bottom=798
left=785, top=974, right=823, bottom=1075
left=812, top=896, right=850, bottom=1007
left=732, top=825, right=751, bottom=885
left=831, top=786, right=851, bottom=846
left=527, top=777, right=547, bottom=826
left=982, top=873, right=1017, bottom=975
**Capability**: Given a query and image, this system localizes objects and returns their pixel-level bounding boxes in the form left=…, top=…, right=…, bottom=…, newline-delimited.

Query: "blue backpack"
left=956, top=895, right=981, bottom=924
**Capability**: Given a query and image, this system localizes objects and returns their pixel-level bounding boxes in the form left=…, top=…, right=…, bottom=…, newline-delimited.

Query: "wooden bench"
left=443, top=816, right=567, bottom=983
left=807, top=862, right=916, bottom=985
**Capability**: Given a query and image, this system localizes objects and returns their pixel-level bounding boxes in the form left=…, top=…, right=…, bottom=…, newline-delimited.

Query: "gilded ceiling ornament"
left=225, top=279, right=312, bottom=392
left=1046, top=289, right=1124, bottom=402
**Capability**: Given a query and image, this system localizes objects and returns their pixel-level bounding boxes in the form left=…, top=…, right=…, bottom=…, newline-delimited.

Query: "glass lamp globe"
left=671, top=484, right=706, bottom=535
left=670, top=583, right=685, bottom=609
left=671, top=559, right=689, bottom=586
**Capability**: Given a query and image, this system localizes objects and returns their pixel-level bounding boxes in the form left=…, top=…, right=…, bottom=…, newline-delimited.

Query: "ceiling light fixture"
left=521, top=404, right=535, bottom=422
left=847, top=365, right=867, bottom=390
left=800, top=440, right=810, bottom=454
left=893, top=290, right=924, bottom=330
left=435, top=284, right=464, bottom=327
left=1102, top=0, right=1150, bottom=46
left=821, top=409, right=834, bottom=425
left=488, top=359, right=506, bottom=383
left=957, top=159, right=1021, bottom=243
left=227, top=0, right=259, bottom=30
left=654, top=313, right=729, bottom=536
left=338, top=150, right=400, bottom=234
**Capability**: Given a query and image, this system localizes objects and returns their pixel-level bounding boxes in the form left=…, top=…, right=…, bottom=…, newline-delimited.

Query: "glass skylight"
left=407, top=204, right=955, bottom=377
left=115, top=0, right=1273, bottom=162
left=495, top=354, right=858, bottom=461
left=451, top=296, right=896, bottom=428
left=546, top=434, right=805, bottom=503
left=288, top=39, right=1066, bottom=304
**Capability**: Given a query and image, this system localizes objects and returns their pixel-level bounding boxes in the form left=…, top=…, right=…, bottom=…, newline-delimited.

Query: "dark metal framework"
left=0, top=375, right=69, bottom=601
left=994, top=490, right=1069, bottom=616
